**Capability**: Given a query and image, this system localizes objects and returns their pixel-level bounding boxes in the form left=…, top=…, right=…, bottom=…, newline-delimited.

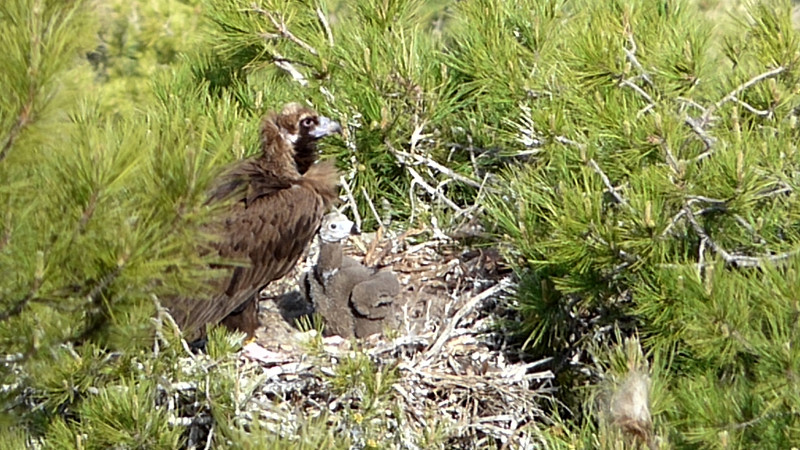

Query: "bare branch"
left=272, top=53, right=308, bottom=86
left=393, top=148, right=483, bottom=189
left=554, top=135, right=585, bottom=149
left=620, top=77, right=654, bottom=106
left=623, top=34, right=653, bottom=87
left=676, top=97, right=708, bottom=115
left=686, top=195, right=727, bottom=205
left=661, top=142, right=681, bottom=175
left=588, top=159, right=634, bottom=211
left=387, top=140, right=464, bottom=213
left=424, top=278, right=513, bottom=359
left=316, top=7, right=334, bottom=47
left=733, top=97, right=772, bottom=117
left=714, top=66, right=785, bottom=110
left=660, top=209, right=686, bottom=237
left=407, top=165, right=463, bottom=213
left=756, top=183, right=793, bottom=199
left=250, top=5, right=319, bottom=56
left=360, top=186, right=385, bottom=229
left=684, top=116, right=716, bottom=156
left=683, top=206, right=798, bottom=267
left=338, top=175, right=362, bottom=232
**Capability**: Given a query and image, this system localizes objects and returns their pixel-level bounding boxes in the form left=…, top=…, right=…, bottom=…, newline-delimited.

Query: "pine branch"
left=587, top=158, right=633, bottom=212
left=0, top=85, right=35, bottom=163
left=683, top=206, right=798, bottom=268
left=0, top=251, right=43, bottom=321
left=0, top=293, right=34, bottom=322
left=249, top=4, right=319, bottom=56
left=713, top=66, right=786, bottom=111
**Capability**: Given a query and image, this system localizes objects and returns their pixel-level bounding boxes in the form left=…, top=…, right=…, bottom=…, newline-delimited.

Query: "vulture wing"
left=172, top=162, right=337, bottom=342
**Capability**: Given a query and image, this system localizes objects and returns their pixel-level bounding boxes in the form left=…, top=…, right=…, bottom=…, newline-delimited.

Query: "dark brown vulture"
left=167, top=103, right=341, bottom=342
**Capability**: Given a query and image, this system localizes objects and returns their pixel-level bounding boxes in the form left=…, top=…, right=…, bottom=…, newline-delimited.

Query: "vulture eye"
left=330, top=223, right=338, bottom=229
left=300, top=117, right=316, bottom=129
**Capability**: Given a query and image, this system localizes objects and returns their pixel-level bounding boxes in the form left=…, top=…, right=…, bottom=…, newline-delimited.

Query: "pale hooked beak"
left=350, top=221, right=361, bottom=236
left=308, top=115, right=342, bottom=139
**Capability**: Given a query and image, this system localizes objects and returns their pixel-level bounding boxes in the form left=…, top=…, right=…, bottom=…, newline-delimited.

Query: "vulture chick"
left=300, top=212, right=364, bottom=337
left=168, top=103, right=342, bottom=342
left=301, top=212, right=400, bottom=338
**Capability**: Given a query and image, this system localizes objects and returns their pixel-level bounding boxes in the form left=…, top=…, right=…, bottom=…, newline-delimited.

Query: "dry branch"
left=714, top=66, right=785, bottom=110
left=250, top=5, right=319, bottom=56
left=587, top=159, right=634, bottom=212
left=424, top=277, right=513, bottom=360
left=683, top=206, right=798, bottom=267
left=393, top=148, right=483, bottom=189
left=338, top=175, right=362, bottom=231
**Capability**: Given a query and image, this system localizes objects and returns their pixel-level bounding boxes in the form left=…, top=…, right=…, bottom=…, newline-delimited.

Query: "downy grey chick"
left=301, top=212, right=400, bottom=338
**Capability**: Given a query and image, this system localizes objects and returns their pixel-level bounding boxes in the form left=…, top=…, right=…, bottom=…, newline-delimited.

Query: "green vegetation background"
left=2, top=0, right=800, bottom=448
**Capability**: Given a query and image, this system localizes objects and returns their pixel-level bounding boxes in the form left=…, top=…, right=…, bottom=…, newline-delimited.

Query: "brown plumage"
left=167, top=103, right=341, bottom=342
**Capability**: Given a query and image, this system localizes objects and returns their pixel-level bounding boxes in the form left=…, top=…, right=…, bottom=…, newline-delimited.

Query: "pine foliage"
left=479, top=0, right=800, bottom=447
left=0, top=0, right=254, bottom=443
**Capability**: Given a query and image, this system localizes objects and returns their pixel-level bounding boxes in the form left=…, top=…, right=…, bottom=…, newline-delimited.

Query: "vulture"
left=167, top=103, right=342, bottom=342
left=301, top=212, right=401, bottom=338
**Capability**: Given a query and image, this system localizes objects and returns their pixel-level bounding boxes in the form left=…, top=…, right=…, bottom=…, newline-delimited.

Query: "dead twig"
left=250, top=5, right=319, bottom=56
left=424, top=277, right=513, bottom=360
left=733, top=97, right=772, bottom=117
left=684, top=116, right=716, bottom=153
left=272, top=53, right=308, bottom=86
left=588, top=159, right=633, bottom=211
left=683, top=206, right=798, bottom=267
left=360, top=186, right=385, bottom=229
left=555, top=135, right=585, bottom=149
left=619, top=78, right=654, bottom=106
left=338, top=175, right=362, bottom=232
left=393, top=148, right=483, bottom=189
left=363, top=225, right=383, bottom=267
left=407, top=165, right=463, bottom=213
left=623, top=34, right=653, bottom=88
left=316, top=7, right=334, bottom=47
left=714, top=66, right=785, bottom=111
left=676, top=97, right=708, bottom=115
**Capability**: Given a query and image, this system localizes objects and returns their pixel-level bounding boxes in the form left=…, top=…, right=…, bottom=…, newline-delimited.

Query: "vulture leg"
left=219, top=298, right=259, bottom=339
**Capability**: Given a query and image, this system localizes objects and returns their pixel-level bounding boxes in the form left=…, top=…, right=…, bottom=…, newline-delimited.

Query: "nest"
left=158, top=226, right=556, bottom=448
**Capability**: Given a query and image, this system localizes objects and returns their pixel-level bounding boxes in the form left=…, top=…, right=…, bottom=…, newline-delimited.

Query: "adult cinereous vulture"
left=167, top=103, right=341, bottom=342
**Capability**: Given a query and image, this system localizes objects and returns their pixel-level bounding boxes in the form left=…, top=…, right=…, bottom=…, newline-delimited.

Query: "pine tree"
left=474, top=0, right=800, bottom=447
left=0, top=0, right=257, bottom=445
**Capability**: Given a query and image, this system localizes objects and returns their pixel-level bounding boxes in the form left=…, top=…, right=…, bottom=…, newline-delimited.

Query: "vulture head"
left=319, top=211, right=359, bottom=244
left=262, top=103, right=342, bottom=175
